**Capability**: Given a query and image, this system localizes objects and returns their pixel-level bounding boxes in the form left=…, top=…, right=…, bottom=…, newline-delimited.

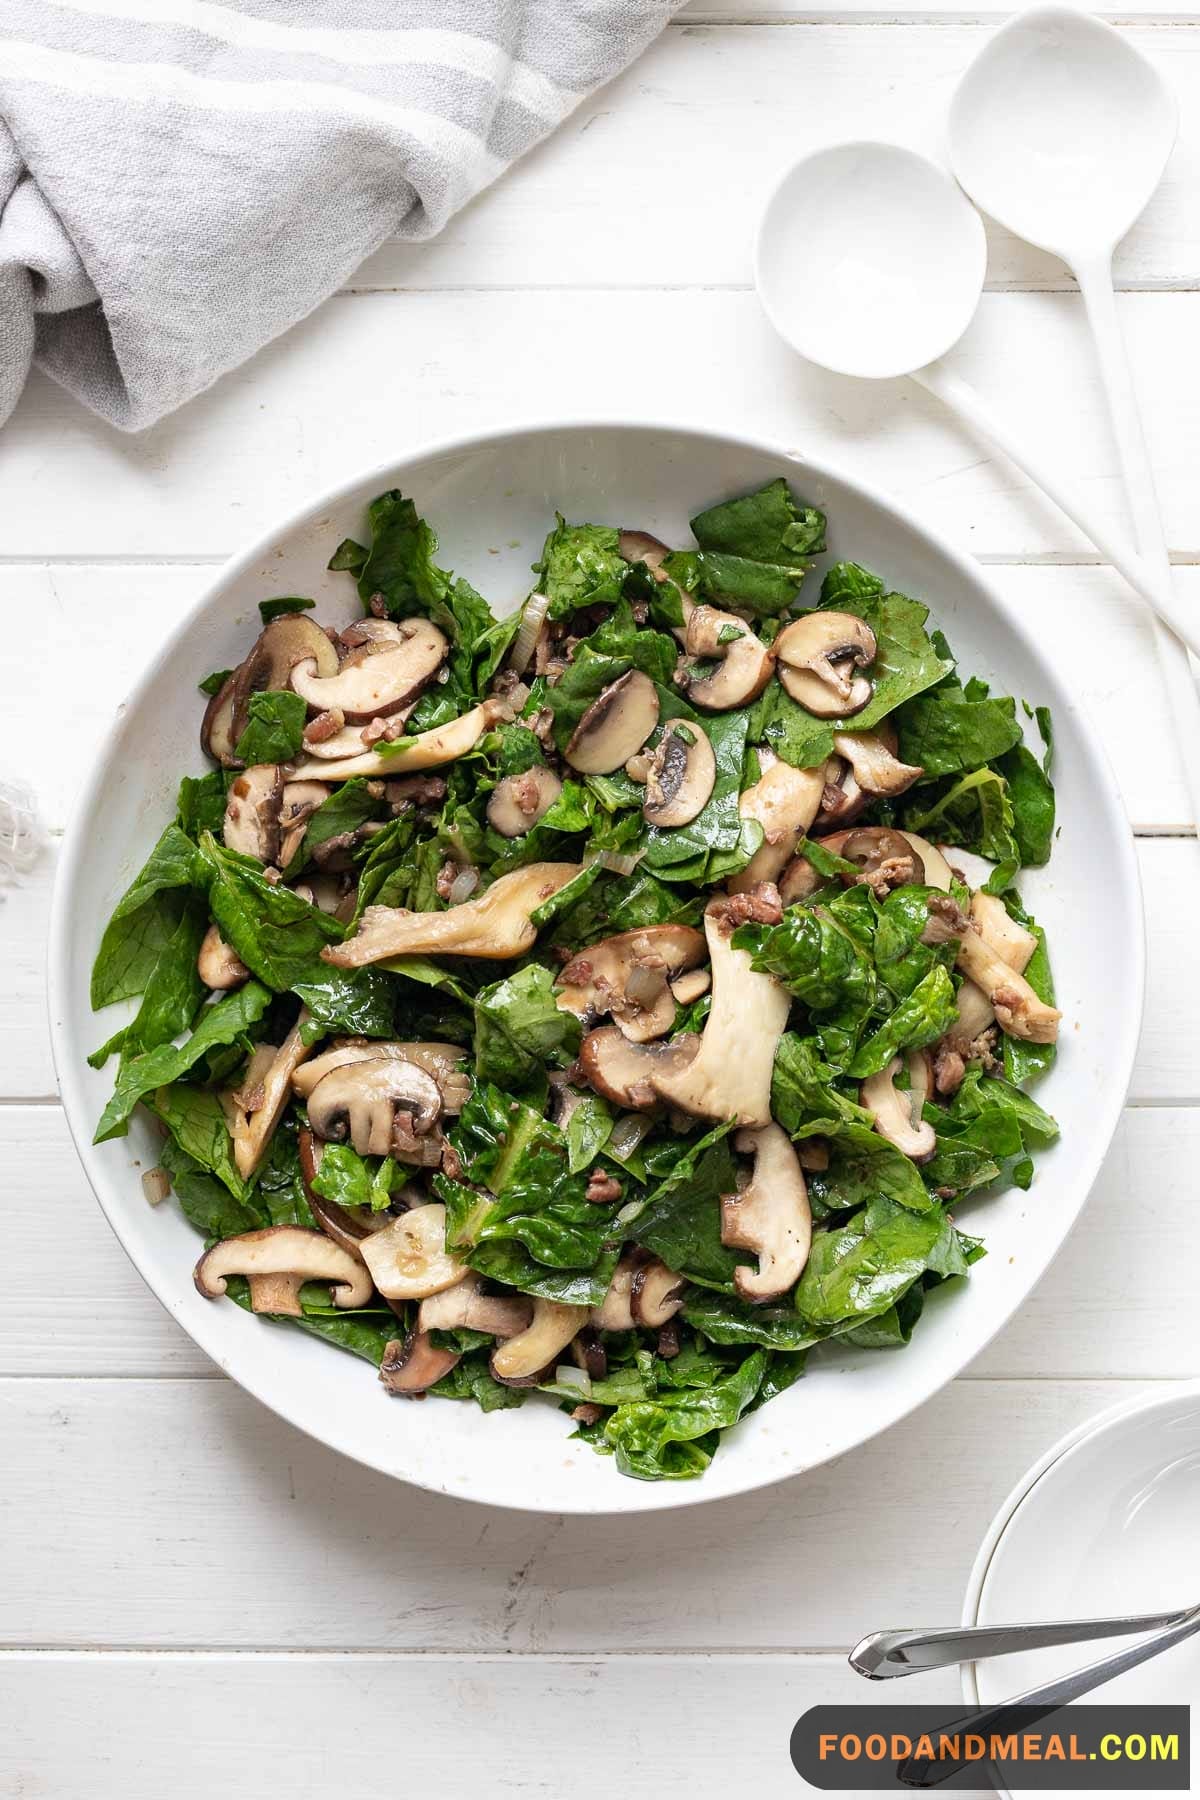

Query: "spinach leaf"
left=431, top=1348, right=528, bottom=1411
left=903, top=768, right=1020, bottom=887
left=734, top=906, right=876, bottom=1066
left=603, top=1349, right=768, bottom=1480
left=803, top=1122, right=934, bottom=1217
left=176, top=771, right=227, bottom=840
left=292, top=966, right=395, bottom=1042
left=996, top=742, right=1055, bottom=867
left=197, top=833, right=344, bottom=990
left=258, top=596, right=316, bottom=624
left=93, top=980, right=272, bottom=1143
left=1002, top=909, right=1056, bottom=1086
left=473, top=964, right=580, bottom=1088
left=643, top=709, right=750, bottom=879
left=462, top=1240, right=618, bottom=1305
left=564, top=1092, right=614, bottom=1174
left=534, top=516, right=628, bottom=617
left=690, top=478, right=825, bottom=563
left=847, top=965, right=958, bottom=1079
left=770, top=1034, right=874, bottom=1137
left=149, top=1083, right=249, bottom=1199
left=299, top=779, right=383, bottom=865
left=682, top=1289, right=816, bottom=1350
left=663, top=548, right=812, bottom=617
left=630, top=1127, right=741, bottom=1291
left=233, top=690, right=307, bottom=765
left=311, top=1143, right=398, bottom=1212
left=89, top=892, right=209, bottom=1068
left=873, top=885, right=956, bottom=1000
left=895, top=689, right=1022, bottom=775
left=160, top=1137, right=265, bottom=1239
left=795, top=1196, right=965, bottom=1331
left=91, top=824, right=204, bottom=1008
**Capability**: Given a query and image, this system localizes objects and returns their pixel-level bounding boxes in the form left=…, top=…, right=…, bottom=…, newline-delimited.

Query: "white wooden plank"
left=0, top=1377, right=1154, bottom=1650
left=1, top=561, right=1193, bottom=836
left=2, top=1105, right=1193, bottom=1380
left=353, top=23, right=1200, bottom=292
left=7, top=835, right=1195, bottom=1102
left=683, top=2, right=1200, bottom=16
left=0, top=1653, right=985, bottom=1800
left=3, top=293, right=1200, bottom=562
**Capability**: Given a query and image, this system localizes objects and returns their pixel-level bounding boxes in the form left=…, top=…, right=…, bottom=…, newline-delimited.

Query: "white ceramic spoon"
left=755, top=140, right=1200, bottom=658
left=948, top=6, right=1200, bottom=832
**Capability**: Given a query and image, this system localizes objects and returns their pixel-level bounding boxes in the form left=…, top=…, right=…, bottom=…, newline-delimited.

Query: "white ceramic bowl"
left=49, top=421, right=1144, bottom=1514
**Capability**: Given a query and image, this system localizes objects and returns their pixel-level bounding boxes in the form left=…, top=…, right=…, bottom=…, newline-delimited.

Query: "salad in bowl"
left=88, top=475, right=1060, bottom=1484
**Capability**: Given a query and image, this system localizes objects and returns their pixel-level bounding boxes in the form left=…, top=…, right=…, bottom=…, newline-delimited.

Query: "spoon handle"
left=1074, top=252, right=1200, bottom=840
left=911, top=360, right=1200, bottom=657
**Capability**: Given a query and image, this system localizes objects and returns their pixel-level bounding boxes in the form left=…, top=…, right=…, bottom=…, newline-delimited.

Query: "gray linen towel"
left=0, top=1, right=678, bottom=431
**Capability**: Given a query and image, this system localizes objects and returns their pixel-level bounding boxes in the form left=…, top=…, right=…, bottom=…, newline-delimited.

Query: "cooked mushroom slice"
left=379, top=1332, right=462, bottom=1396
left=861, top=1050, right=937, bottom=1162
left=833, top=724, right=923, bottom=797
left=277, top=779, right=331, bottom=867
left=774, top=612, right=877, bottom=717
left=307, top=1057, right=442, bottom=1157
left=291, top=698, right=511, bottom=782
left=578, top=1028, right=701, bottom=1110
left=956, top=921, right=1060, bottom=1044
left=291, top=618, right=447, bottom=721
left=194, top=1224, right=373, bottom=1316
left=490, top=1299, right=591, bottom=1387
left=629, top=721, right=716, bottom=828
left=223, top=764, right=284, bottom=863
left=720, top=1125, right=812, bottom=1302
left=565, top=670, right=660, bottom=774
left=418, top=1273, right=532, bottom=1338
left=228, top=614, right=341, bottom=742
left=591, top=1251, right=640, bottom=1331
left=197, top=922, right=248, bottom=991
left=618, top=529, right=671, bottom=571
left=359, top=1203, right=465, bottom=1300
left=200, top=672, right=240, bottom=767
left=817, top=826, right=926, bottom=897
left=630, top=1257, right=686, bottom=1327
left=322, top=862, right=582, bottom=968
left=679, top=606, right=774, bottom=712
left=645, top=897, right=791, bottom=1128
left=227, top=1017, right=313, bottom=1179
left=898, top=831, right=954, bottom=891
left=728, top=750, right=827, bottom=893
left=814, top=755, right=866, bottom=832
left=486, top=765, right=563, bottom=837
left=972, top=891, right=1038, bottom=966
left=556, top=924, right=707, bottom=1044
left=669, top=966, right=710, bottom=1006
left=778, top=854, right=824, bottom=907
left=294, top=1040, right=470, bottom=1113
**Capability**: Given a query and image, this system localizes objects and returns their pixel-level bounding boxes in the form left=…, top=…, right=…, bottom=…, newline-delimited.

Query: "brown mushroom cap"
left=556, top=924, right=707, bottom=1045
left=322, top=862, right=582, bottom=967
left=197, top=922, right=249, bottom=991
left=293, top=1039, right=470, bottom=1113
left=618, top=529, right=672, bottom=570
left=818, top=826, right=926, bottom=895
left=291, top=618, right=447, bottom=722
left=634, top=721, right=717, bottom=827
left=860, top=1050, right=937, bottom=1162
left=229, top=615, right=340, bottom=741
left=226, top=1018, right=313, bottom=1179
left=720, top=1124, right=813, bottom=1302
left=832, top=724, right=923, bottom=797
left=200, top=672, right=241, bottom=768
left=306, top=1057, right=443, bottom=1157
left=380, top=1332, right=462, bottom=1395
left=418, top=1273, right=532, bottom=1338
left=486, top=765, right=563, bottom=837
left=223, top=764, right=284, bottom=863
left=590, top=1252, right=640, bottom=1331
left=774, top=611, right=877, bottom=718
left=578, top=1027, right=701, bottom=1110
left=680, top=607, right=774, bottom=712
left=290, top=698, right=510, bottom=783
left=565, top=670, right=660, bottom=774
left=728, top=750, right=827, bottom=894
left=359, top=1203, right=466, bottom=1300
left=490, top=1298, right=591, bottom=1387
left=277, top=779, right=331, bottom=868
left=630, top=1257, right=687, bottom=1327
left=193, top=1224, right=374, bottom=1314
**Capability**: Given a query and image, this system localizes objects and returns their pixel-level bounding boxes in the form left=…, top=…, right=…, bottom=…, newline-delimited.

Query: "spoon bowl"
left=948, top=6, right=1178, bottom=263
left=755, top=141, right=986, bottom=380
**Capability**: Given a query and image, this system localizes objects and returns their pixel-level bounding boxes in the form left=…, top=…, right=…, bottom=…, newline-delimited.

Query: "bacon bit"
left=440, top=1141, right=463, bottom=1180
left=720, top=881, right=783, bottom=928
left=933, top=1045, right=967, bottom=1097
left=362, top=714, right=409, bottom=747
left=559, top=956, right=593, bottom=986
left=435, top=860, right=459, bottom=902
left=585, top=1170, right=622, bottom=1205
left=262, top=865, right=282, bottom=885
left=571, top=1402, right=605, bottom=1426
left=303, top=707, right=345, bottom=745
left=368, top=592, right=388, bottom=618
left=383, top=775, right=448, bottom=810
left=656, top=1320, right=682, bottom=1360
left=922, top=894, right=971, bottom=946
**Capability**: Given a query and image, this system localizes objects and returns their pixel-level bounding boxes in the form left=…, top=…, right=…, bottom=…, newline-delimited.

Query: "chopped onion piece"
left=142, top=1167, right=172, bottom=1206
left=448, top=865, right=480, bottom=905
left=609, top=1113, right=653, bottom=1162
left=554, top=1364, right=591, bottom=1396
left=508, top=593, right=551, bottom=675
left=584, top=848, right=645, bottom=878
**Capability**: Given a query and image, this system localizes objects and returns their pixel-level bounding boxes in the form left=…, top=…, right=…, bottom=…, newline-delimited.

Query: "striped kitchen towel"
left=0, top=0, right=679, bottom=431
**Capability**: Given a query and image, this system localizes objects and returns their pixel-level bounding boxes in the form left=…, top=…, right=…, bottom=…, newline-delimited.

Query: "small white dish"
left=49, top=420, right=1144, bottom=1513
left=963, top=1382, right=1200, bottom=1793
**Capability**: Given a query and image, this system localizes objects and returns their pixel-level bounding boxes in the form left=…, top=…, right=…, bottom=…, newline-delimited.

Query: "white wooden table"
left=2, top=8, right=1198, bottom=1795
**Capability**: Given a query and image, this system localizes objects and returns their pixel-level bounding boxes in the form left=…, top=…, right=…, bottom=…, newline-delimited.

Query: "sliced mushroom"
left=322, top=862, right=582, bottom=967
left=861, top=1050, right=937, bottom=1162
left=565, top=670, right=660, bottom=774
left=294, top=1040, right=470, bottom=1113
left=359, top=1202, right=465, bottom=1300
left=956, top=926, right=1060, bottom=1043
left=720, top=1125, right=812, bottom=1302
left=290, top=698, right=511, bottom=783
left=578, top=1028, right=701, bottom=1110
left=277, top=779, right=331, bottom=867
left=223, top=764, right=284, bottom=863
left=418, top=1273, right=532, bottom=1338
left=774, top=612, right=877, bottom=717
left=556, top=925, right=707, bottom=1044
left=591, top=1252, right=639, bottom=1331
left=226, top=1016, right=313, bottom=1179
left=307, top=1057, right=442, bottom=1157
left=197, top=922, right=248, bottom=991
left=832, top=724, right=923, bottom=797
left=200, top=673, right=240, bottom=768
left=486, top=765, right=563, bottom=837
left=618, top=529, right=671, bottom=571
left=898, top=831, right=955, bottom=891
left=728, top=750, right=827, bottom=894
left=228, top=615, right=340, bottom=743
left=971, top=891, right=1038, bottom=967
left=679, top=606, right=773, bottom=711
left=291, top=618, right=447, bottom=722
left=669, top=966, right=711, bottom=1006
left=194, top=1224, right=373, bottom=1316
left=379, top=1332, right=461, bottom=1395
left=814, top=755, right=867, bottom=832
left=816, top=825, right=925, bottom=897
left=633, top=721, right=716, bottom=827
left=630, top=1257, right=686, bottom=1327
left=644, top=897, right=791, bottom=1128
left=490, top=1299, right=591, bottom=1387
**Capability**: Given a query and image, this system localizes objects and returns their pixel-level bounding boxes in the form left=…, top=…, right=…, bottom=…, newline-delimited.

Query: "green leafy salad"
left=89, top=477, right=1061, bottom=1483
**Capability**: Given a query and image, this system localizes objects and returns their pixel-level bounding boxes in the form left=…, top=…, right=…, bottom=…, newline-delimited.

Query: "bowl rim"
left=47, top=415, right=1146, bottom=1514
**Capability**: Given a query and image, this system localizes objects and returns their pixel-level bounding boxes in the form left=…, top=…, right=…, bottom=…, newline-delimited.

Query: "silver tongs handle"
left=850, top=1606, right=1198, bottom=1680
